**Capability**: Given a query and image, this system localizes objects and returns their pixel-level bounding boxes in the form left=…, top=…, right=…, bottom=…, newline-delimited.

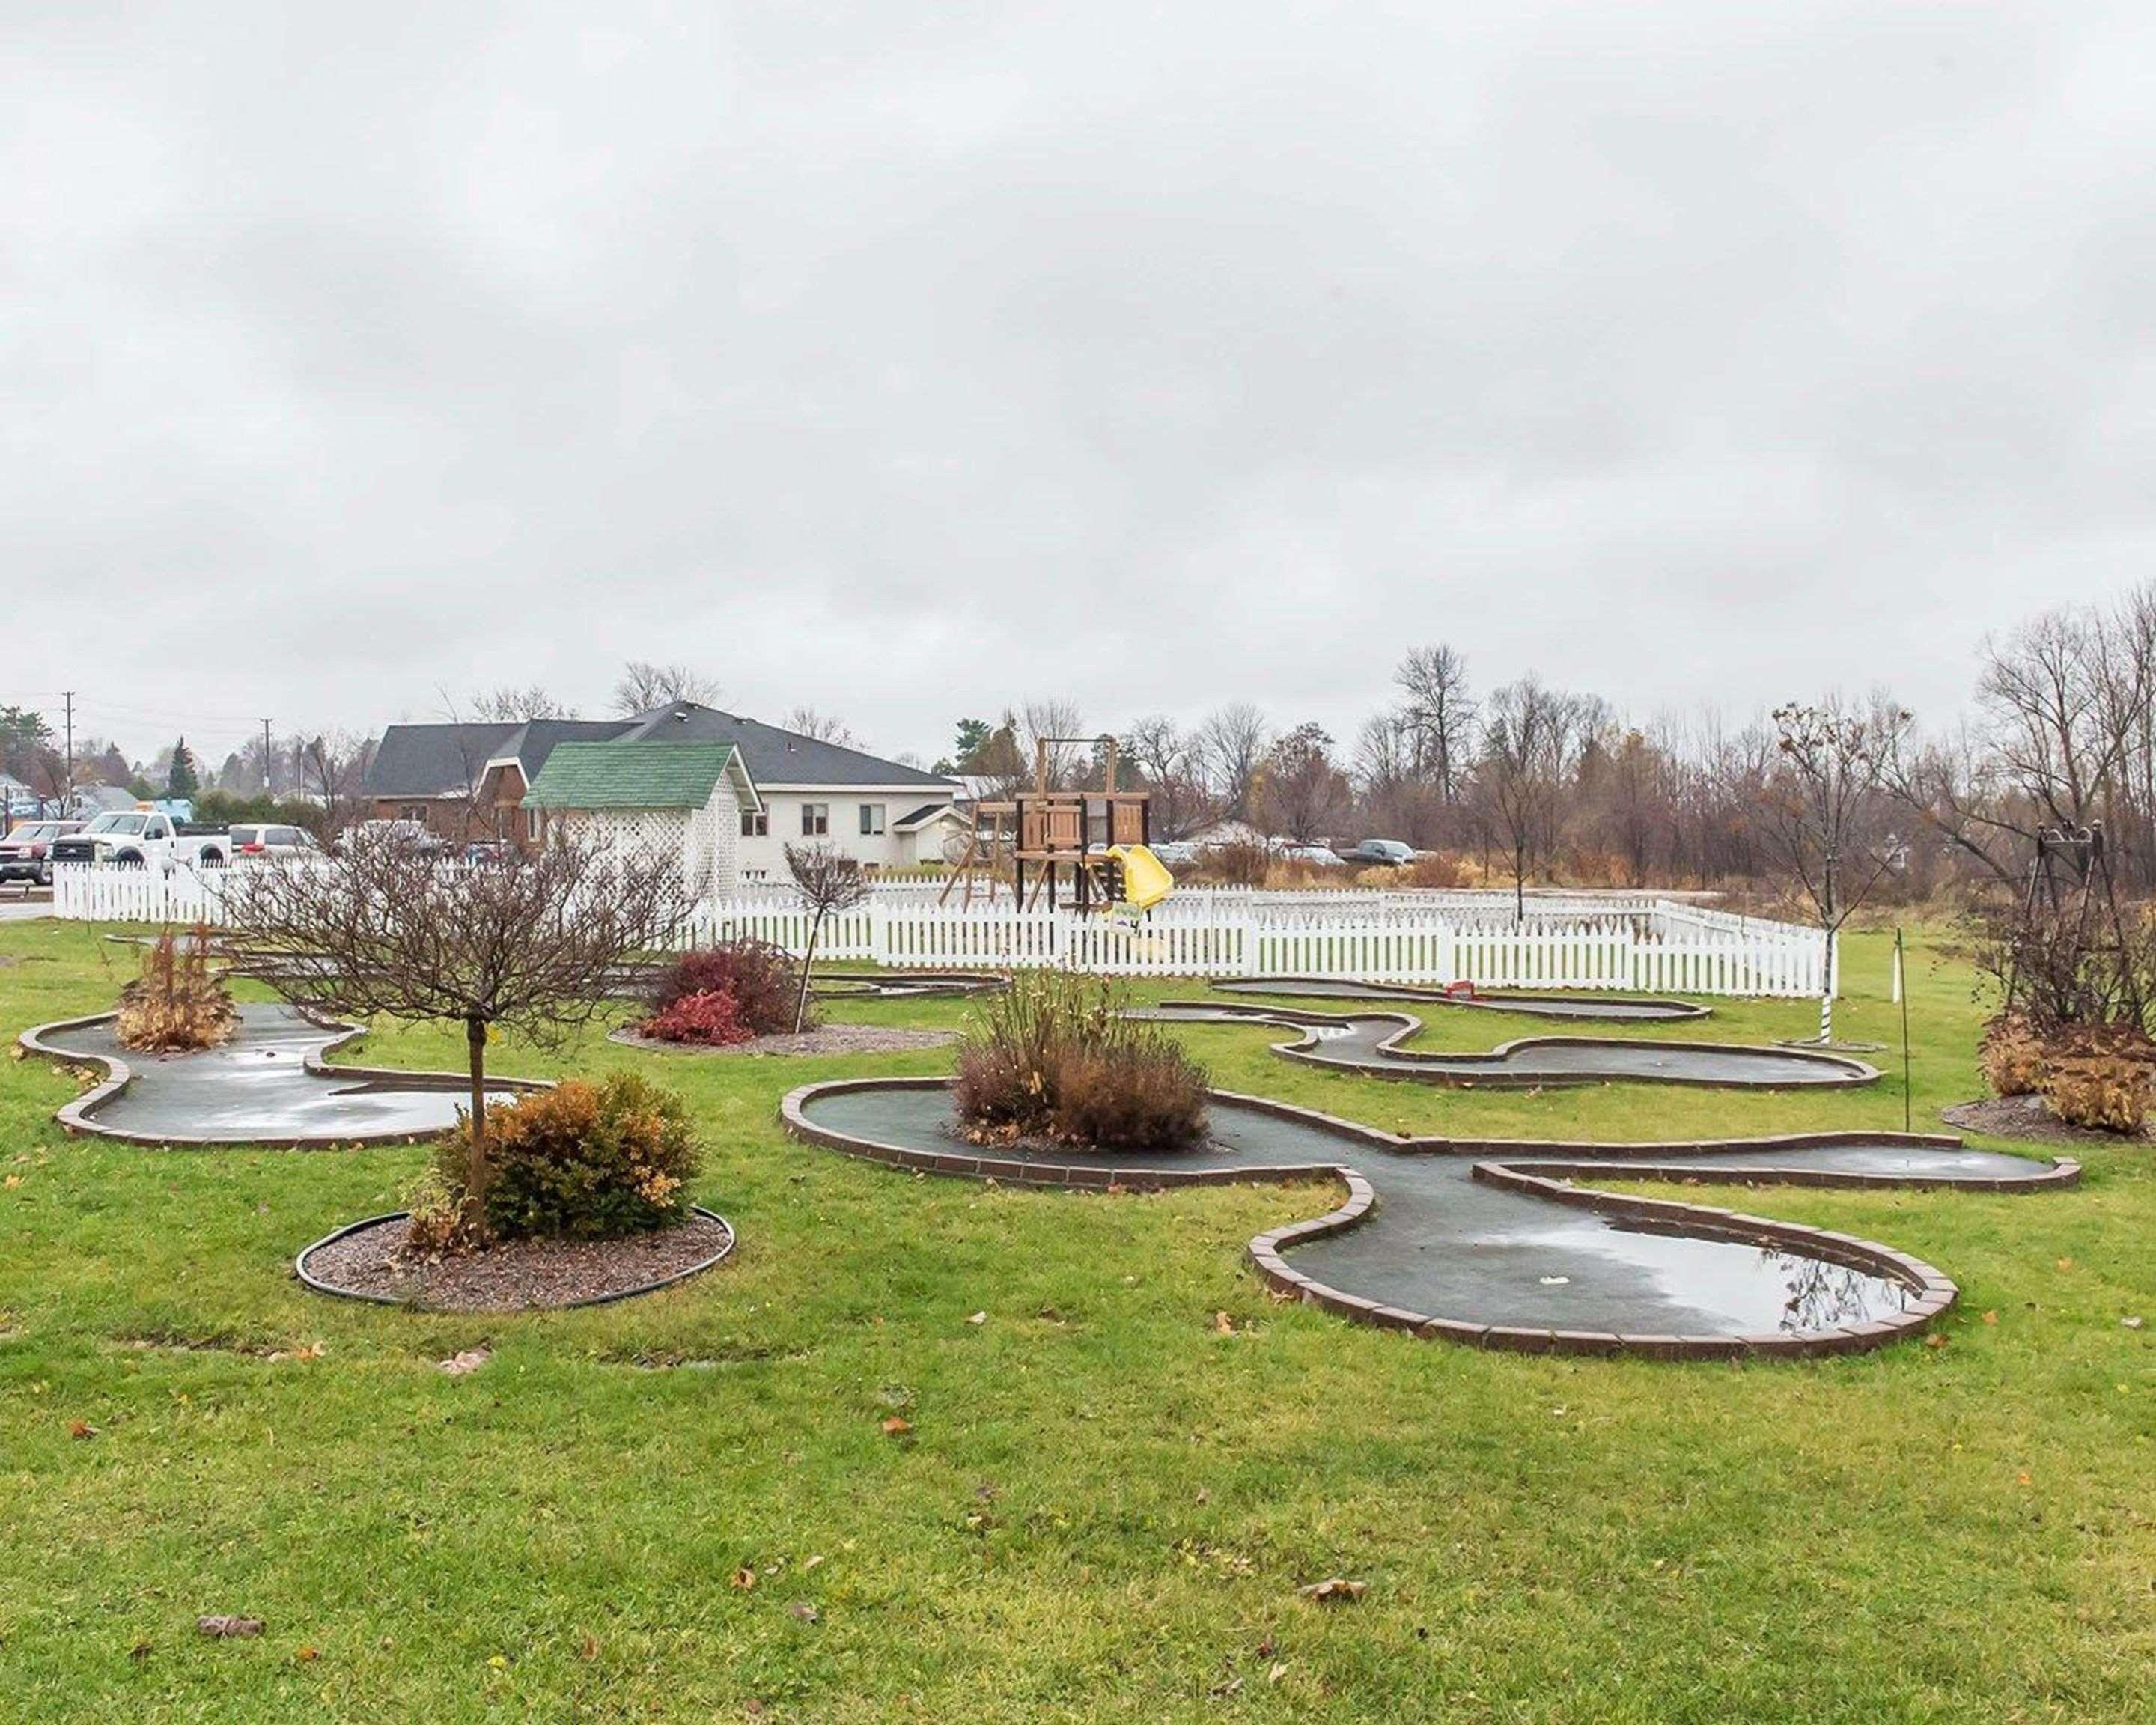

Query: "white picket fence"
left=52, top=865, right=1833, bottom=996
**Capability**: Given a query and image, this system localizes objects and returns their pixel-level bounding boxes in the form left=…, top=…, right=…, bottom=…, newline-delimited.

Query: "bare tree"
left=1394, top=645, right=1476, bottom=800
left=784, top=707, right=867, bottom=750
left=1256, top=722, right=1350, bottom=842
left=300, top=730, right=379, bottom=830
left=225, top=829, right=695, bottom=1231
left=785, top=842, right=871, bottom=1030
left=613, top=660, right=723, bottom=715
left=1018, top=699, right=1088, bottom=788
left=1761, top=695, right=1910, bottom=1041
left=1197, top=702, right=1270, bottom=824
left=468, top=684, right=576, bottom=723
left=1122, top=715, right=1210, bottom=839
left=1473, top=677, right=1582, bottom=921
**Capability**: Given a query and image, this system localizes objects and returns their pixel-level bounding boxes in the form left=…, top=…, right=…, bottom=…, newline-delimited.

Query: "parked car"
left=0, top=819, right=85, bottom=885
left=46, top=809, right=233, bottom=871
left=1276, top=842, right=1345, bottom=867
left=1344, top=838, right=1416, bottom=865
left=228, top=822, right=321, bottom=860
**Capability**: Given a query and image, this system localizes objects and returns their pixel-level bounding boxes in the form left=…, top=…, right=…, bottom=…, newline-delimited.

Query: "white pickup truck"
left=47, top=809, right=234, bottom=871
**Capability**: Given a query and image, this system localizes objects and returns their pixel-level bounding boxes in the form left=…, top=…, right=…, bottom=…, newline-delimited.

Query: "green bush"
left=432, top=1073, right=704, bottom=1241
left=953, top=968, right=1210, bottom=1151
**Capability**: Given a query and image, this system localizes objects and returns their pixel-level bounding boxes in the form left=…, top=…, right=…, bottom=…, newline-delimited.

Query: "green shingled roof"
left=523, top=740, right=740, bottom=809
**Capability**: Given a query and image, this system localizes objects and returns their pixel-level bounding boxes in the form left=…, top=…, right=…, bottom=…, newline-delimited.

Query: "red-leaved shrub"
left=642, top=988, right=753, bottom=1047
left=646, top=940, right=804, bottom=1035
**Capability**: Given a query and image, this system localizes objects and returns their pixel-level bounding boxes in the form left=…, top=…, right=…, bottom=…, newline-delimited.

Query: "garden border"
left=294, top=1206, right=737, bottom=1309
left=779, top=1076, right=2078, bottom=1360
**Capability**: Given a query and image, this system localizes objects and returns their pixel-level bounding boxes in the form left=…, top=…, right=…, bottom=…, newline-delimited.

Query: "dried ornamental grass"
left=114, top=927, right=237, bottom=1053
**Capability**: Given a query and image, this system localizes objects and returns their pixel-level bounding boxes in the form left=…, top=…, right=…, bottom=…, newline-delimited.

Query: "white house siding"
left=736, top=786, right=957, bottom=881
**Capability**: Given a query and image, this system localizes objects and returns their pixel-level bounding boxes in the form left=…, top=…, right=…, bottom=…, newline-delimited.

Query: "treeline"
left=940, top=582, right=2156, bottom=907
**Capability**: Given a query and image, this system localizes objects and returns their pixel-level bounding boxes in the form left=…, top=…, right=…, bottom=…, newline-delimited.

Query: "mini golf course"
left=1130, top=996, right=1877, bottom=1088
left=783, top=1076, right=2076, bottom=1359
left=1212, top=975, right=1710, bottom=1021
left=20, top=1002, right=538, bottom=1146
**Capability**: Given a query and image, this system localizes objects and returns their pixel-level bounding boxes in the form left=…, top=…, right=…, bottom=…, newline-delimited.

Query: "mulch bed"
left=1943, top=1093, right=2152, bottom=1149
left=609, top=1024, right=955, bottom=1057
left=299, top=1211, right=734, bottom=1311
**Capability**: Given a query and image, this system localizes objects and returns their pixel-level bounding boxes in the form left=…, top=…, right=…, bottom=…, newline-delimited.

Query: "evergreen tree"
left=166, top=736, right=200, bottom=800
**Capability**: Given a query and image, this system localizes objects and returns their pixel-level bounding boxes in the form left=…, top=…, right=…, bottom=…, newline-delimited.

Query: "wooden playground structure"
left=939, top=737, right=1172, bottom=913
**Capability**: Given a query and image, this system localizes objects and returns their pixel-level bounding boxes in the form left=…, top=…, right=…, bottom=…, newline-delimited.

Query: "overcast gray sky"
left=6, top=2, right=2151, bottom=767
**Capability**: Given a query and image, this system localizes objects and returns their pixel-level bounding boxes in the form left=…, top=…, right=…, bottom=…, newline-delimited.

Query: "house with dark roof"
left=362, top=705, right=963, bottom=884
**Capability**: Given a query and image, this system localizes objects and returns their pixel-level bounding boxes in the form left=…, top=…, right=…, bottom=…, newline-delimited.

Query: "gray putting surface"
left=37, top=1003, right=518, bottom=1144
left=1130, top=1000, right=1874, bottom=1088
left=795, top=1084, right=2062, bottom=1342
left=1213, top=976, right=1708, bottom=1021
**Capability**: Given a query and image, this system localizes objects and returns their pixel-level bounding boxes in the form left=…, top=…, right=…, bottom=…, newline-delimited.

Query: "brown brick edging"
left=778, top=1077, right=2078, bottom=1362
left=16, top=1009, right=550, bottom=1149
left=1145, top=1001, right=1883, bottom=1090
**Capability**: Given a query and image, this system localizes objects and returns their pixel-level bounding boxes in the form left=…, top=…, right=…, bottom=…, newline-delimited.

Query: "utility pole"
left=261, top=718, right=274, bottom=797
left=62, top=690, right=75, bottom=813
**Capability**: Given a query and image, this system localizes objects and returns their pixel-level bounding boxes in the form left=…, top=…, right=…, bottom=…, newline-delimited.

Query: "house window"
left=859, top=803, right=886, bottom=836
left=740, top=808, right=768, bottom=838
left=525, top=808, right=540, bottom=842
left=801, top=803, right=829, bottom=837
left=398, top=804, right=426, bottom=822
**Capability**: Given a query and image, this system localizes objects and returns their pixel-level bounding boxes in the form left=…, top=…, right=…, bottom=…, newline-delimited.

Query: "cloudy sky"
left=6, top=2, right=2151, bottom=768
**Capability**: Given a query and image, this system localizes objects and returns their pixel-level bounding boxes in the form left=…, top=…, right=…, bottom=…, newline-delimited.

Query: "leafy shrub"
left=1979, top=1014, right=2046, bottom=1098
left=430, top=1074, right=704, bottom=1242
left=115, top=927, right=237, bottom=1053
left=954, top=969, right=1210, bottom=1151
left=2038, top=1023, right=2155, bottom=1134
left=647, top=940, right=804, bottom=1035
left=641, top=988, right=753, bottom=1046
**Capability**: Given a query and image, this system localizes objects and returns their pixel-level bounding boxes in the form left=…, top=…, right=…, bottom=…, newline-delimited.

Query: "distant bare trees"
left=1256, top=723, right=1350, bottom=842
left=1122, top=716, right=1208, bottom=840
left=613, top=661, right=722, bottom=715
left=1197, top=703, right=1270, bottom=824
left=1473, top=678, right=1584, bottom=919
left=467, top=684, right=575, bottom=723
left=784, top=708, right=867, bottom=750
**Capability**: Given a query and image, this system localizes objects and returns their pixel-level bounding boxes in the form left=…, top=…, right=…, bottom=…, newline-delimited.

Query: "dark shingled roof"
left=364, top=705, right=956, bottom=799
left=610, top=705, right=957, bottom=788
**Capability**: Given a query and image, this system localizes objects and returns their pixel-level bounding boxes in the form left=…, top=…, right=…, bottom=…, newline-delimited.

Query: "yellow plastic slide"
left=1109, top=843, right=1175, bottom=911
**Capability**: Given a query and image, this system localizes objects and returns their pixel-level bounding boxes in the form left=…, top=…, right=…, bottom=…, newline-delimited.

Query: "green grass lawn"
left=1, top=922, right=2150, bottom=1721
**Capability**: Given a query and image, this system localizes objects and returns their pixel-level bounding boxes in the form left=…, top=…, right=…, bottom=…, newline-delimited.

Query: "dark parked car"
left=0, top=819, right=85, bottom=885
left=1345, top=838, right=1415, bottom=865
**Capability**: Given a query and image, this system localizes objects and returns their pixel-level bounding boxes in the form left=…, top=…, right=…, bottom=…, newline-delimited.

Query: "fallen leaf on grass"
left=803, top=1554, right=824, bottom=1572
left=294, top=1646, right=320, bottom=1664
left=69, top=1420, right=97, bottom=1440
left=731, top=1568, right=756, bottom=1591
left=129, top=1640, right=153, bottom=1664
left=578, top=1634, right=600, bottom=1661
left=1982, top=1310, right=1998, bottom=1325
left=1213, top=1311, right=1234, bottom=1335
left=880, top=1415, right=913, bottom=1437
left=1923, top=1333, right=1949, bottom=1351
left=1268, top=1661, right=1290, bottom=1685
left=2057, top=1257, right=2074, bottom=1272
left=966, top=1311, right=986, bottom=1326
left=2123, top=1316, right=2146, bottom=1331
left=196, top=1616, right=264, bottom=1639
left=438, top=1348, right=491, bottom=1376
left=787, top=1602, right=819, bottom=1625
left=1297, top=1578, right=1366, bottom=1603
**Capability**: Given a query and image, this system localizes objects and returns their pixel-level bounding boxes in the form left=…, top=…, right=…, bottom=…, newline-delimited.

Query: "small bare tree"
left=785, top=841, right=871, bottom=1030
left=225, top=829, right=695, bottom=1230
left=613, top=660, right=722, bottom=715
left=1761, top=696, right=1910, bottom=1042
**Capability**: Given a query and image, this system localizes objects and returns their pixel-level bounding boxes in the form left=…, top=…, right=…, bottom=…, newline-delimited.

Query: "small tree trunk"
left=794, top=913, right=824, bottom=1033
left=1818, top=923, right=1836, bottom=1044
left=464, top=1016, right=490, bottom=1228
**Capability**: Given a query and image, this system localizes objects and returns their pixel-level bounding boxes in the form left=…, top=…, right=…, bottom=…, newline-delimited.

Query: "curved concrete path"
left=812, top=970, right=1010, bottom=1001
left=21, top=1003, right=540, bottom=1146
left=784, top=1077, right=2075, bottom=1359
left=1129, top=998, right=1875, bottom=1089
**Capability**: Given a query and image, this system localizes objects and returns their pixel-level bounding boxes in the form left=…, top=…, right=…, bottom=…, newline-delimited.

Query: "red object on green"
left=642, top=988, right=754, bottom=1046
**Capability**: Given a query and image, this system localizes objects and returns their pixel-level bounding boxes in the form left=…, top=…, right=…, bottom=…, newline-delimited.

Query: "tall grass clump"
left=114, top=927, right=237, bottom=1053
left=952, top=969, right=1210, bottom=1151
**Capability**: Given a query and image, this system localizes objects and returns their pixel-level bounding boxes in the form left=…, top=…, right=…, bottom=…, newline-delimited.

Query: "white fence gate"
left=52, top=865, right=1833, bottom=997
